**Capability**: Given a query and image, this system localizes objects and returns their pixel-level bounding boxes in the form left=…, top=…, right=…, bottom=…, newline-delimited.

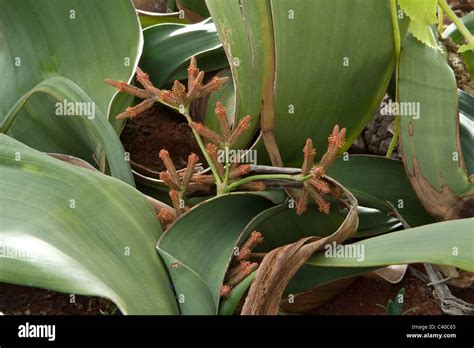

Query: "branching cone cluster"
left=156, top=150, right=199, bottom=230
left=220, top=231, right=264, bottom=299
left=105, top=57, right=229, bottom=119
left=190, top=103, right=265, bottom=191
left=296, top=125, right=346, bottom=215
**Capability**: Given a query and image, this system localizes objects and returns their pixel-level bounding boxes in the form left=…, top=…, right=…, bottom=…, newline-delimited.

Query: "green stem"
left=438, top=6, right=444, bottom=34
left=438, top=0, right=474, bottom=43
left=386, top=0, right=401, bottom=159
left=224, top=146, right=230, bottom=184
left=226, top=174, right=302, bottom=192
left=386, top=115, right=400, bottom=158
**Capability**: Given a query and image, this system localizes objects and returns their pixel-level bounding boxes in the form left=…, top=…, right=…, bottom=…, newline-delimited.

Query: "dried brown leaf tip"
left=189, top=102, right=252, bottom=148
left=105, top=57, right=229, bottom=119
left=296, top=125, right=346, bottom=215
left=220, top=231, right=263, bottom=299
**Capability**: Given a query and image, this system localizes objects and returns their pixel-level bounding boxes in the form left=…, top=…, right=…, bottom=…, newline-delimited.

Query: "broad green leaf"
left=242, top=190, right=288, bottom=205
left=157, top=193, right=274, bottom=314
left=399, top=34, right=463, bottom=190
left=399, top=34, right=474, bottom=219
left=206, top=0, right=273, bottom=150
left=444, top=12, right=474, bottom=78
left=286, top=265, right=374, bottom=295
left=140, top=19, right=227, bottom=87
left=177, top=0, right=210, bottom=21
left=248, top=202, right=399, bottom=252
left=137, top=11, right=188, bottom=28
left=356, top=207, right=402, bottom=238
left=1, top=76, right=134, bottom=185
left=288, top=218, right=474, bottom=294
left=357, top=207, right=398, bottom=230
left=251, top=202, right=347, bottom=253
left=133, top=175, right=175, bottom=206
left=208, top=0, right=399, bottom=166
left=398, top=0, right=438, bottom=24
left=307, top=218, right=474, bottom=272
left=0, top=0, right=141, bottom=161
left=0, top=135, right=178, bottom=315
left=327, top=156, right=434, bottom=227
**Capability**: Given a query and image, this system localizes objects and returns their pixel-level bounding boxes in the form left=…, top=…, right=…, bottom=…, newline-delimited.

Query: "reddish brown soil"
left=2, top=268, right=472, bottom=315
left=310, top=271, right=474, bottom=315
left=0, top=282, right=114, bottom=315
left=120, top=103, right=206, bottom=173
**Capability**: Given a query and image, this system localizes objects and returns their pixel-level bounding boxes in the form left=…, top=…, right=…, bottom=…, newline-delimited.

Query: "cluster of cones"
left=106, top=58, right=347, bottom=225
left=220, top=230, right=264, bottom=299
left=105, top=56, right=229, bottom=119
left=296, top=125, right=346, bottom=215
left=156, top=142, right=263, bottom=230
left=188, top=102, right=265, bottom=192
